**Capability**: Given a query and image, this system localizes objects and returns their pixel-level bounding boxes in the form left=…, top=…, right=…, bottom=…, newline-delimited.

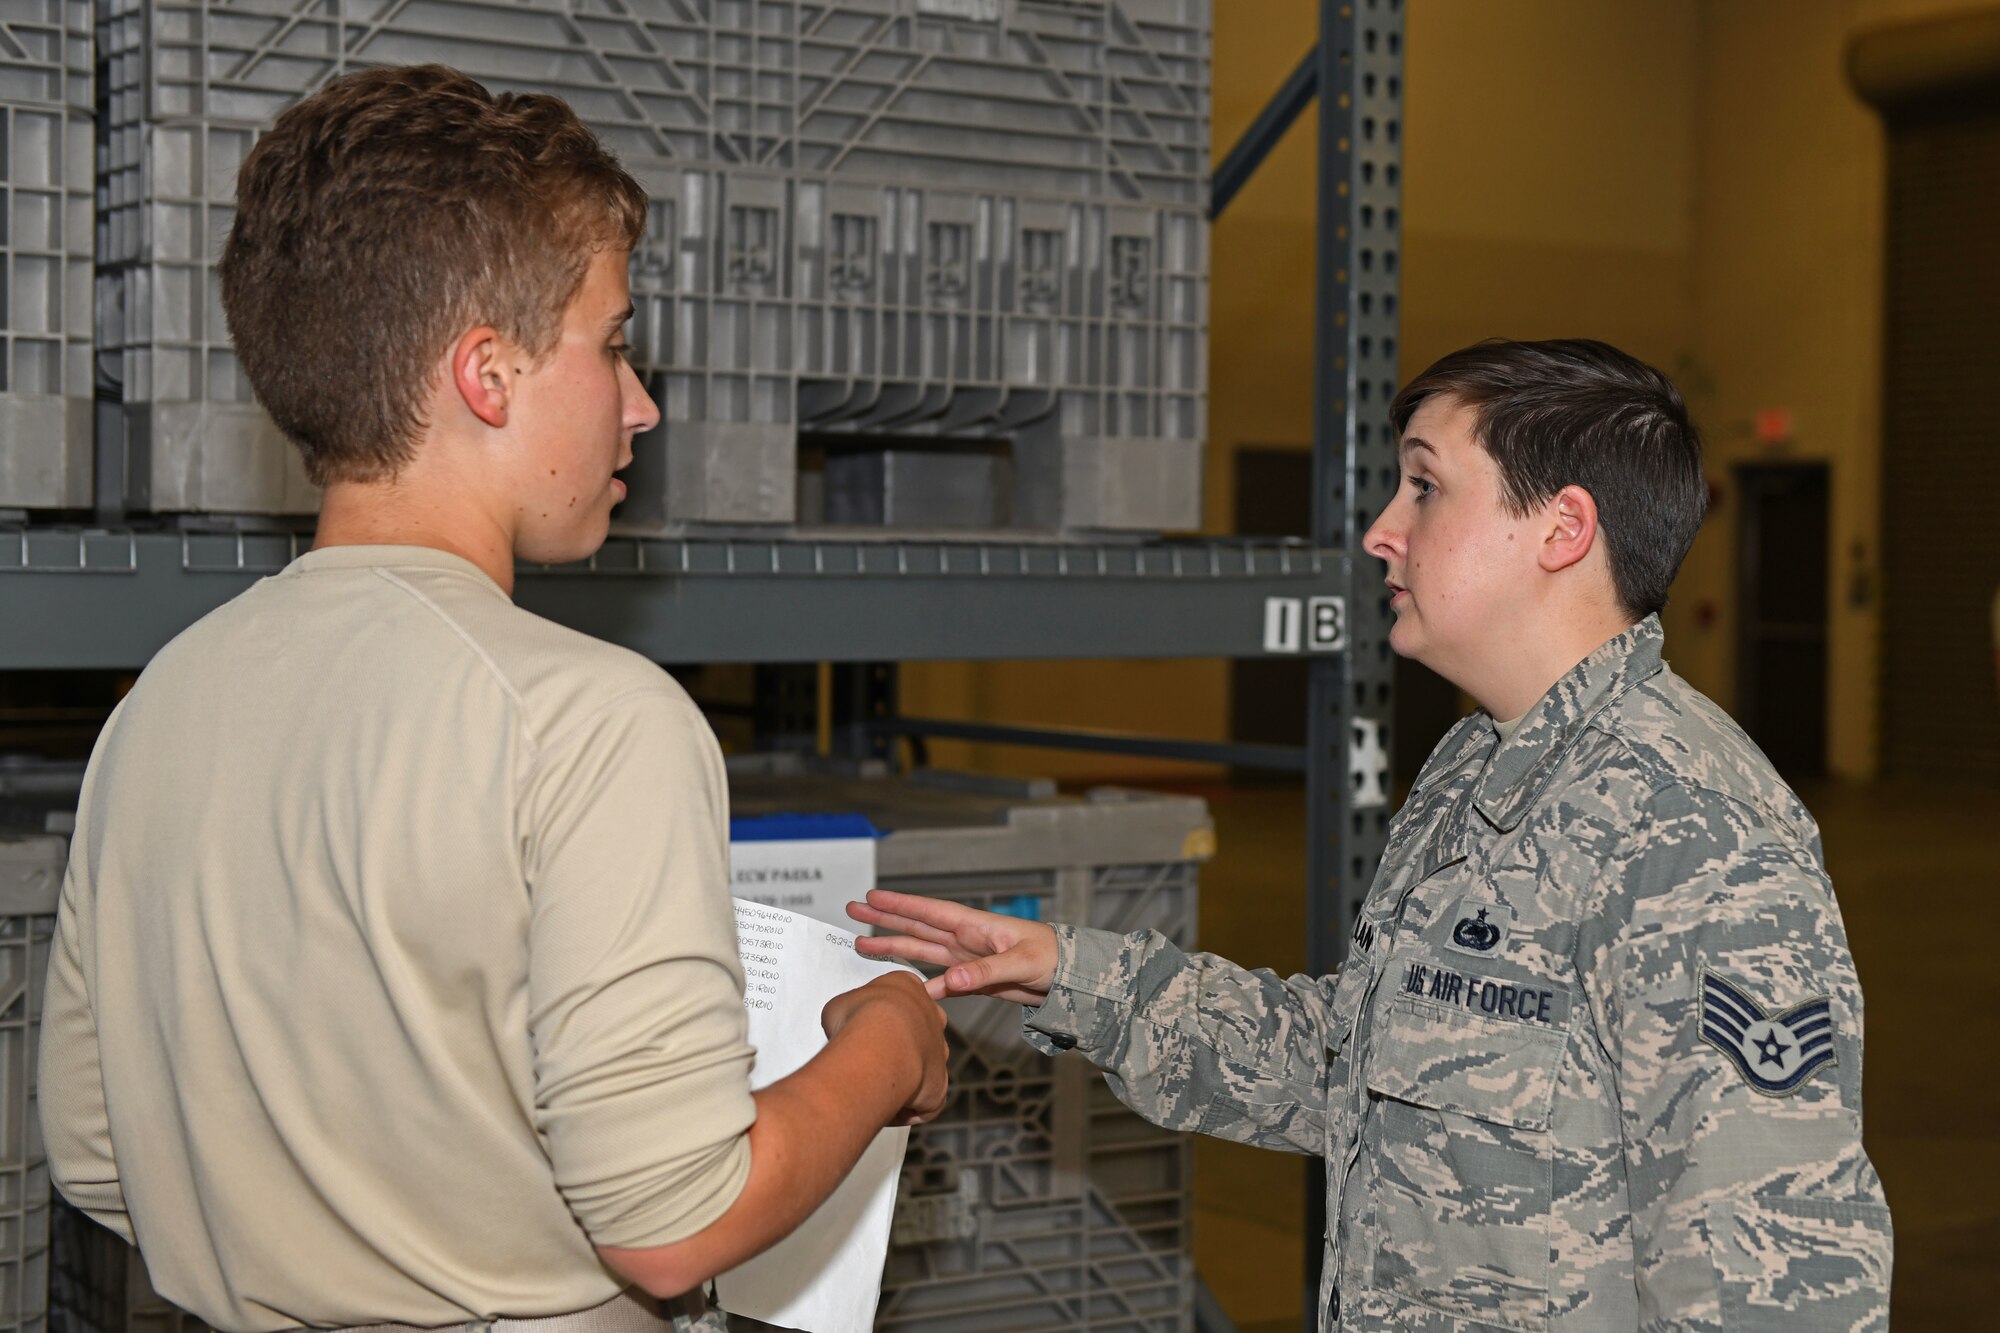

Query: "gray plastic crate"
left=729, top=759, right=1206, bottom=1333
left=0, top=3, right=94, bottom=511
left=118, top=0, right=1206, bottom=207
left=614, top=169, right=1205, bottom=530
left=94, top=0, right=1208, bottom=528
left=0, top=1, right=89, bottom=112
left=41, top=1212, right=211, bottom=1333
left=47, top=1199, right=125, bottom=1333
left=0, top=836, right=61, bottom=1333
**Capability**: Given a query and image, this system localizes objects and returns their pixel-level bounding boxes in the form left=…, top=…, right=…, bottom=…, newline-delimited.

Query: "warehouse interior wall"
left=910, top=0, right=1996, bottom=788
left=1676, top=0, right=2000, bottom=782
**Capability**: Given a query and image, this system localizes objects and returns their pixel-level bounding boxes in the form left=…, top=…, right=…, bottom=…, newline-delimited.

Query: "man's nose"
left=623, top=361, right=661, bottom=433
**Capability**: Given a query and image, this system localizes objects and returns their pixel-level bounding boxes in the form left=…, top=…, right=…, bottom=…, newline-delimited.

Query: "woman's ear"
left=1538, top=484, right=1600, bottom=574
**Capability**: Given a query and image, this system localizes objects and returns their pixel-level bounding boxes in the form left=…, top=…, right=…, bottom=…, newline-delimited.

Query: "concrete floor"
left=1176, top=777, right=1996, bottom=1332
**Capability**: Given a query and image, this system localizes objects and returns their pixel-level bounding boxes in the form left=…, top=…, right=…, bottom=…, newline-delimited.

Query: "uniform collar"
left=1472, top=615, right=1666, bottom=831
left=283, top=543, right=507, bottom=596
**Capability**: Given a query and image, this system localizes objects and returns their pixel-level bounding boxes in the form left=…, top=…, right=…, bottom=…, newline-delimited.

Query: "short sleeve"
left=520, top=687, right=755, bottom=1249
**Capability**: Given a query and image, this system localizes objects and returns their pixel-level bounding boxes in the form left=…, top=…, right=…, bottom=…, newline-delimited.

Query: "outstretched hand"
left=848, top=889, right=1059, bottom=1006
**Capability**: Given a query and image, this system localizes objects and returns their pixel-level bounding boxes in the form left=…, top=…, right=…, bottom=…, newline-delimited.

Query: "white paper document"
left=715, top=901, right=912, bottom=1333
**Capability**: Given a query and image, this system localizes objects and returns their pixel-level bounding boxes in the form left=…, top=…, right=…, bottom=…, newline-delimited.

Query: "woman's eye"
left=1408, top=476, right=1435, bottom=499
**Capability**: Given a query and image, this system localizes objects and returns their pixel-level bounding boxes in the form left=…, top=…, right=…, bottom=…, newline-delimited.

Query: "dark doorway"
left=1734, top=462, right=1830, bottom=780
left=1230, top=447, right=1462, bottom=785
left=1878, top=107, right=2000, bottom=783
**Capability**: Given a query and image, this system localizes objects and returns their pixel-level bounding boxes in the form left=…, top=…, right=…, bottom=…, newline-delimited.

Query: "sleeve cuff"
left=1022, top=924, right=1134, bottom=1057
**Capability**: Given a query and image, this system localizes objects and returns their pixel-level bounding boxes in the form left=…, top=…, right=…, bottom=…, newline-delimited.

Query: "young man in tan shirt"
left=40, top=65, right=948, bottom=1333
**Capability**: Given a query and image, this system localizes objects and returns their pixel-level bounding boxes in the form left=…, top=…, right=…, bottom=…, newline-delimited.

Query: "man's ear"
left=1538, top=484, right=1600, bottom=574
left=451, top=326, right=511, bottom=429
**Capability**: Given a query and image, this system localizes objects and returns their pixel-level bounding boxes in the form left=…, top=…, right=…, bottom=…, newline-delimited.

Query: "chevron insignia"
left=1699, top=970, right=1838, bottom=1097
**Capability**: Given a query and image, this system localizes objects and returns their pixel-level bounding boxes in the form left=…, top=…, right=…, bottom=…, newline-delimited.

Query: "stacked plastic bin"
left=731, top=758, right=1209, bottom=1333
left=93, top=0, right=1210, bottom=533
left=0, top=0, right=94, bottom=513
left=93, top=0, right=318, bottom=513
left=0, top=833, right=61, bottom=1333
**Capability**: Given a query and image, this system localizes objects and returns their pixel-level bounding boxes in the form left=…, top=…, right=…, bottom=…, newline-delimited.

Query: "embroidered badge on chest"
left=1442, top=897, right=1512, bottom=956
left=1698, top=970, right=1838, bottom=1097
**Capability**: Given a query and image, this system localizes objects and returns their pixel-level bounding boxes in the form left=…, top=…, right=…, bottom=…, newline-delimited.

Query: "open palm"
left=847, top=889, right=1058, bottom=1006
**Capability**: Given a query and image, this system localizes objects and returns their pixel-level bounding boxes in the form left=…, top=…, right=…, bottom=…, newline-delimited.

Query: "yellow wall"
left=1672, top=0, right=2000, bottom=780
left=907, top=0, right=1967, bottom=785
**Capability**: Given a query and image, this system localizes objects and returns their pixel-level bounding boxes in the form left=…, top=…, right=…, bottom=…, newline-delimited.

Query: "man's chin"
left=517, top=524, right=610, bottom=569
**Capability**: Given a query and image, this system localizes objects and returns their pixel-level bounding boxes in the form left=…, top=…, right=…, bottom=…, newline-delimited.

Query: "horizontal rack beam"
left=0, top=529, right=1352, bottom=668
left=875, top=717, right=1306, bottom=771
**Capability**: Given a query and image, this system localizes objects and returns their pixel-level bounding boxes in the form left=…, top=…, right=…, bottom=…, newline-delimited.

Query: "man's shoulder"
left=190, top=554, right=688, bottom=743
left=398, top=576, right=688, bottom=736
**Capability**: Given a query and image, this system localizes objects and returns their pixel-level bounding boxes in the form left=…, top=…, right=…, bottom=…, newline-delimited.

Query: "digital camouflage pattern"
left=1023, top=618, right=1890, bottom=1331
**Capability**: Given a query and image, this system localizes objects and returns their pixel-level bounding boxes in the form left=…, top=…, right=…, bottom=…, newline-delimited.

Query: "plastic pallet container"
left=116, top=0, right=1207, bottom=208
left=613, top=170, right=1206, bottom=530
left=730, top=759, right=1207, bottom=1333
left=0, top=835, right=61, bottom=1333
left=43, top=1205, right=210, bottom=1333
left=94, top=0, right=1209, bottom=529
left=0, top=1, right=89, bottom=112
left=46, top=1199, right=123, bottom=1333
left=0, top=0, right=94, bottom=512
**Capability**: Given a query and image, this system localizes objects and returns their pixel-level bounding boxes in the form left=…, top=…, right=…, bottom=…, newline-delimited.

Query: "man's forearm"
left=595, top=1013, right=920, bottom=1297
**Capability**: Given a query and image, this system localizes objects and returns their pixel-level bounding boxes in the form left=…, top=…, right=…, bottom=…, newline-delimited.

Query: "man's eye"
left=609, top=343, right=633, bottom=361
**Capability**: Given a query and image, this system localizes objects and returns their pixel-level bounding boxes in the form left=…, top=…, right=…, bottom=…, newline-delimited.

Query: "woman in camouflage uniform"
left=854, top=339, right=1891, bottom=1332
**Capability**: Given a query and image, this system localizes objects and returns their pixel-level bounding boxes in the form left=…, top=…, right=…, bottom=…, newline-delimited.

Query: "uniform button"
left=1048, top=1033, right=1076, bottom=1050
left=1326, top=1284, right=1340, bottom=1324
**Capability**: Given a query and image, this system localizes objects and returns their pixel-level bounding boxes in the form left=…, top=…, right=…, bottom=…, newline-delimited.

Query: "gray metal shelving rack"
left=0, top=3, right=1402, bottom=1330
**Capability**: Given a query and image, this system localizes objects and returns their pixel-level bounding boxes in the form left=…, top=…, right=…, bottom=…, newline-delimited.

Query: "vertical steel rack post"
left=1309, top=3, right=1401, bottom=1321
left=1312, top=6, right=1401, bottom=1023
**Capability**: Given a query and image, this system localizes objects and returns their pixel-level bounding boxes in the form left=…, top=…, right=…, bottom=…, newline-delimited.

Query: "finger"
left=847, top=902, right=959, bottom=948
left=854, top=934, right=955, bottom=969
left=864, top=889, right=986, bottom=934
left=924, top=973, right=952, bottom=1001
left=940, top=948, right=1043, bottom=997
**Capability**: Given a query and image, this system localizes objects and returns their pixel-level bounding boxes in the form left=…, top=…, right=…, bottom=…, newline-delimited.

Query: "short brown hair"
left=220, top=65, right=647, bottom=485
left=1390, top=338, right=1705, bottom=620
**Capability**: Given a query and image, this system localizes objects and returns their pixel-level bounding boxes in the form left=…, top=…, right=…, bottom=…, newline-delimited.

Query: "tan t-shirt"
left=40, top=545, right=754, bottom=1331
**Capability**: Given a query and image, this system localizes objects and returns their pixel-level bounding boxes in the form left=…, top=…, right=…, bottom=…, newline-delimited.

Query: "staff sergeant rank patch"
left=1699, top=969, right=1837, bottom=1097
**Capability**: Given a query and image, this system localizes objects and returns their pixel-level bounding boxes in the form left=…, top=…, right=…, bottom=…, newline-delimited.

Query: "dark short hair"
left=220, top=65, right=647, bottom=486
left=1390, top=338, right=1705, bottom=619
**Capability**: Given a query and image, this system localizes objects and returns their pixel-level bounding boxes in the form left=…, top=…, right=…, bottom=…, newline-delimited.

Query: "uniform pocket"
left=1708, top=1196, right=1893, bottom=1331
left=1365, top=992, right=1567, bottom=1333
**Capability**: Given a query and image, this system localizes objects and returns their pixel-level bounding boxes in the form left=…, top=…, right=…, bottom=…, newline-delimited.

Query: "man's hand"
left=821, top=971, right=950, bottom=1125
left=848, top=889, right=1058, bottom=1007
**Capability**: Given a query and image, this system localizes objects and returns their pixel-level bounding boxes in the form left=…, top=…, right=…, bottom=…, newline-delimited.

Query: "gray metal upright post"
left=1305, top=1, right=1402, bottom=1325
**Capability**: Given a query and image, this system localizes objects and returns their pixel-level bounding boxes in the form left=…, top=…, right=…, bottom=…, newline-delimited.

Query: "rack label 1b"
left=1263, top=596, right=1347, bottom=654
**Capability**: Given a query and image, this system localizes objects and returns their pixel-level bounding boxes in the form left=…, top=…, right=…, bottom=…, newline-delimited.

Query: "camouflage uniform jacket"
left=1022, top=617, right=1891, bottom=1331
